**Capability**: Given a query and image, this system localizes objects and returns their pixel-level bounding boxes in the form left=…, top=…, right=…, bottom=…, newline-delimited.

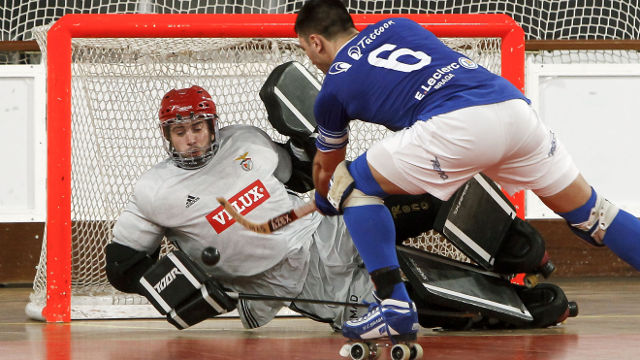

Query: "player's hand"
left=314, top=192, right=340, bottom=216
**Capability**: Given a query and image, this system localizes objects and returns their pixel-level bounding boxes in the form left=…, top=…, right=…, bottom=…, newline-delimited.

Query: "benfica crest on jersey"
left=235, top=152, right=253, bottom=171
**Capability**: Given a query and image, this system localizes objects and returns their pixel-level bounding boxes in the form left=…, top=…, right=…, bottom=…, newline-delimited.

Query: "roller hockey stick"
left=216, top=197, right=317, bottom=234
left=226, top=291, right=478, bottom=319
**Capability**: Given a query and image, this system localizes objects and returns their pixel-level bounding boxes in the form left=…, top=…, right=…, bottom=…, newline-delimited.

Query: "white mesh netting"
left=28, top=26, right=505, bottom=319
left=3, top=1, right=640, bottom=67
left=3, top=0, right=640, bottom=41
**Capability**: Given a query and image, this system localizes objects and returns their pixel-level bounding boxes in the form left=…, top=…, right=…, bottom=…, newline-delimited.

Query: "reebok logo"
left=185, top=195, right=200, bottom=208
left=205, top=180, right=270, bottom=233
left=548, top=131, right=557, bottom=157
left=431, top=156, right=449, bottom=180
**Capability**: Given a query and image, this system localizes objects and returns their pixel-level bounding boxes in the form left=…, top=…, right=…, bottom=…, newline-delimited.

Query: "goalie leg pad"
left=384, top=194, right=442, bottom=244
left=259, top=61, right=319, bottom=141
left=260, top=61, right=319, bottom=160
left=138, top=250, right=209, bottom=315
left=433, top=173, right=516, bottom=269
left=397, top=246, right=534, bottom=326
left=167, top=278, right=237, bottom=330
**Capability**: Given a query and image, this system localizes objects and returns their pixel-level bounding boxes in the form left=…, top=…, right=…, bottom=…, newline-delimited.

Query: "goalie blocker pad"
left=167, top=277, right=237, bottom=330
left=138, top=250, right=210, bottom=315
left=260, top=61, right=319, bottom=154
left=397, top=245, right=533, bottom=326
left=139, top=250, right=236, bottom=329
left=433, top=173, right=517, bottom=270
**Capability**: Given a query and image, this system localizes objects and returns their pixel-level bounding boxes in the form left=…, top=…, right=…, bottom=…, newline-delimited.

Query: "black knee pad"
left=384, top=194, right=442, bottom=244
left=105, top=242, right=160, bottom=294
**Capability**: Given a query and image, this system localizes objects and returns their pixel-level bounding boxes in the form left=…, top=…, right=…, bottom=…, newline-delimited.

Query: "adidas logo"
left=185, top=195, right=200, bottom=208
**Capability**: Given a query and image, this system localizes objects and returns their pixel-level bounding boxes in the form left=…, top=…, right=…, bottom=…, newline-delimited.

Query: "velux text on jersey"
left=206, top=180, right=271, bottom=233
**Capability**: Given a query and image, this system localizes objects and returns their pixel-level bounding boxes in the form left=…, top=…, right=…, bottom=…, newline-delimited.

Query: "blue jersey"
left=314, top=17, right=529, bottom=151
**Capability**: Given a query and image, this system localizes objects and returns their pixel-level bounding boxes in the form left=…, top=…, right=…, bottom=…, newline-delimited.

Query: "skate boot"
left=339, top=298, right=423, bottom=360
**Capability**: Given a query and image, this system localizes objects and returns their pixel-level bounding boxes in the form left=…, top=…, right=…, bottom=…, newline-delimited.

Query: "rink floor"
left=1, top=277, right=639, bottom=360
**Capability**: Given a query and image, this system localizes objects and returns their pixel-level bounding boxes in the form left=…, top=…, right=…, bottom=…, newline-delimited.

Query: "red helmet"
left=159, top=85, right=217, bottom=123
left=158, top=86, right=220, bottom=169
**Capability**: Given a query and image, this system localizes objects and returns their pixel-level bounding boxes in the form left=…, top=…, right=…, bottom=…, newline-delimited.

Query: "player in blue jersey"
left=295, top=0, right=640, bottom=343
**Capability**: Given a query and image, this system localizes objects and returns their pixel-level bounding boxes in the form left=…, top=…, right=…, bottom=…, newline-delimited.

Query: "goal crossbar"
left=45, top=13, right=525, bottom=322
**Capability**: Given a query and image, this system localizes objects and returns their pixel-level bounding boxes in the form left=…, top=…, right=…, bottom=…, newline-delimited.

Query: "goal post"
left=39, top=13, right=525, bottom=322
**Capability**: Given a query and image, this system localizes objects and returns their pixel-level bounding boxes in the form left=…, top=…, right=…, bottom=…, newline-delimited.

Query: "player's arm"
left=105, top=241, right=160, bottom=294
left=313, top=146, right=347, bottom=197
left=105, top=190, right=165, bottom=294
left=311, top=87, right=350, bottom=197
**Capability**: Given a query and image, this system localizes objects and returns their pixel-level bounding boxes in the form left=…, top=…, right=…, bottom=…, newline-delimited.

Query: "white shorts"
left=367, top=99, right=579, bottom=200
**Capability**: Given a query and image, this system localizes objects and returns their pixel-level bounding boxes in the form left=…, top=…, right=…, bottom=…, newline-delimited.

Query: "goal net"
left=26, top=13, right=524, bottom=321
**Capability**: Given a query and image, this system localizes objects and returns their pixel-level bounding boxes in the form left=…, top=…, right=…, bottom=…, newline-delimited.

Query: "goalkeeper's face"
left=162, top=115, right=219, bottom=169
left=169, top=118, right=212, bottom=157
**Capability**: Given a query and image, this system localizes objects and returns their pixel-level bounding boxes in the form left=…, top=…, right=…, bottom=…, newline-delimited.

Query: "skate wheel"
left=339, top=344, right=352, bottom=358
left=390, top=344, right=411, bottom=360
left=350, top=342, right=370, bottom=360
left=523, top=274, right=539, bottom=288
left=539, top=259, right=556, bottom=278
left=568, top=301, right=579, bottom=317
left=411, top=344, right=424, bottom=359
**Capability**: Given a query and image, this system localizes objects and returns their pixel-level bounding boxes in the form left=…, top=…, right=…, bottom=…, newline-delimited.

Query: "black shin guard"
left=370, top=267, right=403, bottom=300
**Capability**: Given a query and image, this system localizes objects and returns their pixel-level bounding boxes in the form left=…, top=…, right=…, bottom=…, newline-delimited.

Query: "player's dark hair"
left=294, top=0, right=355, bottom=39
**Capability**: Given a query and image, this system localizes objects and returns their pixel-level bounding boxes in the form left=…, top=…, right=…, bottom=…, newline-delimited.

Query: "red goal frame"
left=45, top=13, right=525, bottom=322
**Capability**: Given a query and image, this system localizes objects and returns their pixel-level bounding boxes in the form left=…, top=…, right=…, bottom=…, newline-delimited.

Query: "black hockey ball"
left=201, top=246, right=221, bottom=266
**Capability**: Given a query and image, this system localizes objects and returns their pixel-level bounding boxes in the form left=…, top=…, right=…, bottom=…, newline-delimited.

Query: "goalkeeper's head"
left=158, top=85, right=220, bottom=169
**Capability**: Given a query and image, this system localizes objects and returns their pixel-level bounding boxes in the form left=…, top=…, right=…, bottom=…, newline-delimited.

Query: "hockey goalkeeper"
left=105, top=84, right=573, bottom=331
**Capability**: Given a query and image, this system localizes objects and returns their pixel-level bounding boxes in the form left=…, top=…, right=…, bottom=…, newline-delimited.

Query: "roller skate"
left=339, top=298, right=423, bottom=360
left=517, top=282, right=579, bottom=328
left=518, top=251, right=556, bottom=288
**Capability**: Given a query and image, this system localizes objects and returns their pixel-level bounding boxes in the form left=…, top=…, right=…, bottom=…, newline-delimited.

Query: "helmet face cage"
left=160, top=114, right=220, bottom=170
left=158, top=86, right=220, bottom=169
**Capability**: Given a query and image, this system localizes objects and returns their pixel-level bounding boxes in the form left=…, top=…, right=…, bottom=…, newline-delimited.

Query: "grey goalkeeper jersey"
left=113, top=125, right=373, bottom=329
left=113, top=125, right=321, bottom=278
